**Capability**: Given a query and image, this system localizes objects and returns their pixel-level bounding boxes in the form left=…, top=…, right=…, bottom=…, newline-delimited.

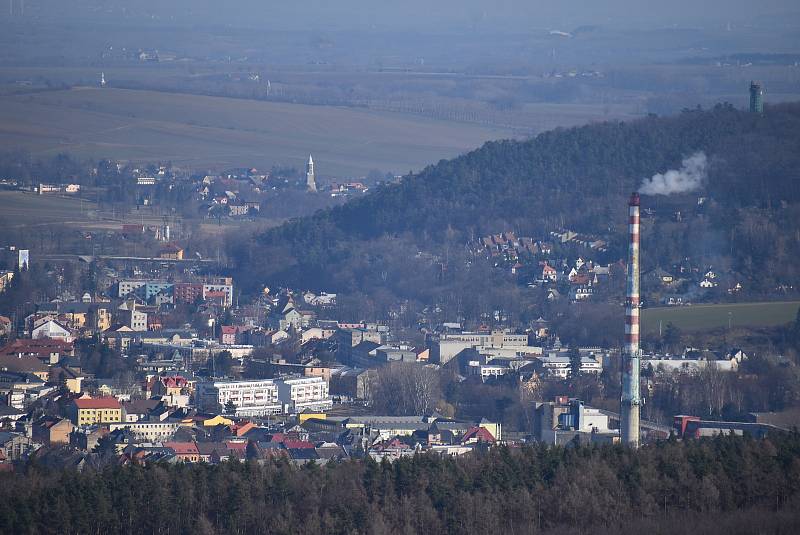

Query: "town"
left=0, top=231, right=793, bottom=469
left=2, top=3, right=800, bottom=532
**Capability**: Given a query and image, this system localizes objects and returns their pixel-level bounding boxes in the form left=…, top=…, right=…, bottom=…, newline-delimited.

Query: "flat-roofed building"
left=275, top=375, right=331, bottom=414
left=197, top=379, right=281, bottom=416
left=429, top=330, right=531, bottom=365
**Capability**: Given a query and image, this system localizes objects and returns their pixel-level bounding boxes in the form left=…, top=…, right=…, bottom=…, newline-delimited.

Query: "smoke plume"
left=638, top=152, right=707, bottom=195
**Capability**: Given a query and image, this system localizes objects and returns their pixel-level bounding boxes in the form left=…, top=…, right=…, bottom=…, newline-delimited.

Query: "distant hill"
left=236, top=102, right=800, bottom=305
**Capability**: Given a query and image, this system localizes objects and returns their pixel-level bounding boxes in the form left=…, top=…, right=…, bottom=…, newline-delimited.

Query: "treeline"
left=2, top=433, right=800, bottom=534
left=238, top=103, right=800, bottom=301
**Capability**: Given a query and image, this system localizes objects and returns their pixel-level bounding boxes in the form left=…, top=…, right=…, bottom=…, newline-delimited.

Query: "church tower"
left=306, top=154, right=317, bottom=192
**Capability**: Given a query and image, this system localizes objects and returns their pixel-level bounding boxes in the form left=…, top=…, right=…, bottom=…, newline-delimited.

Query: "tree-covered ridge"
left=239, top=103, right=800, bottom=296
left=2, top=434, right=800, bottom=534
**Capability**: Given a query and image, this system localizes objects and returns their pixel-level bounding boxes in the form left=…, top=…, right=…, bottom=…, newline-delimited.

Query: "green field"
left=641, top=301, right=800, bottom=334
left=0, top=87, right=515, bottom=177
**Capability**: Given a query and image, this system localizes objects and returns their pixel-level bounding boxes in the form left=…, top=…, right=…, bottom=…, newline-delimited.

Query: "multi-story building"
left=428, top=330, right=531, bottom=365
left=202, top=284, right=234, bottom=307
left=109, top=421, right=181, bottom=442
left=174, top=282, right=203, bottom=304
left=117, top=301, right=147, bottom=331
left=69, top=397, right=123, bottom=425
left=275, top=376, right=331, bottom=414
left=196, top=379, right=281, bottom=417
left=118, top=280, right=147, bottom=298
left=533, top=354, right=603, bottom=378
left=118, top=280, right=173, bottom=302
left=197, top=376, right=331, bottom=416
left=0, top=431, right=36, bottom=461
left=32, top=417, right=74, bottom=445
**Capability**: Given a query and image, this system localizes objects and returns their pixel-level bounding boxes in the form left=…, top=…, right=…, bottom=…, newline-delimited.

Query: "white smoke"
left=638, top=152, right=707, bottom=196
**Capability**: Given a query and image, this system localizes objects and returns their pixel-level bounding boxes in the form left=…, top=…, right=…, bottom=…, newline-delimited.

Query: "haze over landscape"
left=0, top=2, right=800, bottom=534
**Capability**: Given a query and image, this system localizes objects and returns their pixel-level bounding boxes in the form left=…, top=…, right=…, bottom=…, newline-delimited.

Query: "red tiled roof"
left=462, top=426, right=496, bottom=443
left=164, top=442, right=199, bottom=455
left=1, top=338, right=73, bottom=354
left=282, top=439, right=315, bottom=450
left=225, top=441, right=247, bottom=451
left=232, top=422, right=256, bottom=437
left=74, top=397, right=121, bottom=410
left=269, top=432, right=286, bottom=443
left=160, top=376, right=187, bottom=388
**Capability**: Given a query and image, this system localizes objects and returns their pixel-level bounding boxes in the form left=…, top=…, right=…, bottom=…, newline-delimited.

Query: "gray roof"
left=36, top=302, right=103, bottom=314
left=353, top=340, right=381, bottom=352
left=0, top=431, right=22, bottom=444
left=0, top=405, right=24, bottom=417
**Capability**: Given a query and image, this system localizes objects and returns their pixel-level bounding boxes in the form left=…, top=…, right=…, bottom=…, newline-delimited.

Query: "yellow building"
left=299, top=412, right=327, bottom=424
left=201, top=415, right=234, bottom=427
left=159, top=243, right=184, bottom=260
left=70, top=397, right=123, bottom=426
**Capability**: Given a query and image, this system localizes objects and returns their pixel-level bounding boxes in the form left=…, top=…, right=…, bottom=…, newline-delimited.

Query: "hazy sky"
left=17, top=0, right=800, bottom=32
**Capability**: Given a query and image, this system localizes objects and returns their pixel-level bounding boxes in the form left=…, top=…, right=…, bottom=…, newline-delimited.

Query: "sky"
left=15, top=1, right=800, bottom=32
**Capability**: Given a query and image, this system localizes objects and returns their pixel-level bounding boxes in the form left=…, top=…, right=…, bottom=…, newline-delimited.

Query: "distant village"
left=472, top=230, right=747, bottom=305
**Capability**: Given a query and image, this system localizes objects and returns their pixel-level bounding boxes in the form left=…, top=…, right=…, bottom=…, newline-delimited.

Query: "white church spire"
left=306, top=154, right=317, bottom=192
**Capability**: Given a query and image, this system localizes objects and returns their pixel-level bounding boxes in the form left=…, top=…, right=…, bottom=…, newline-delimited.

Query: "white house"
left=31, top=320, right=72, bottom=342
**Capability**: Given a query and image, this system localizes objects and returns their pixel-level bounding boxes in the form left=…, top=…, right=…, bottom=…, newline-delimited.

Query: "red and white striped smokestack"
left=625, top=192, right=641, bottom=352
left=621, top=192, right=641, bottom=448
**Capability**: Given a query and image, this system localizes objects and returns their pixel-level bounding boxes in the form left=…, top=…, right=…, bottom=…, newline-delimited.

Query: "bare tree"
left=369, top=362, right=441, bottom=415
left=699, top=362, right=728, bottom=417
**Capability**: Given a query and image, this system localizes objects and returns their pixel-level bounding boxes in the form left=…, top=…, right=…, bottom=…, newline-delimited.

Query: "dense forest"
left=235, top=103, right=800, bottom=309
left=2, top=434, right=800, bottom=534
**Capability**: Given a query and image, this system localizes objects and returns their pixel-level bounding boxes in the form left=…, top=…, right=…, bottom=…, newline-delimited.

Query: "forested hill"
left=235, top=102, right=800, bottom=297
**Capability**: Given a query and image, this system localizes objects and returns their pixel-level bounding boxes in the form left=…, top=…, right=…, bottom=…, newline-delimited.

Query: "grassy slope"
left=0, top=87, right=514, bottom=177
left=641, top=301, right=800, bottom=334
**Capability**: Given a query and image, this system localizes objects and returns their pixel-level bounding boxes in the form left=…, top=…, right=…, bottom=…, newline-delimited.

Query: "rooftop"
left=74, top=397, right=122, bottom=410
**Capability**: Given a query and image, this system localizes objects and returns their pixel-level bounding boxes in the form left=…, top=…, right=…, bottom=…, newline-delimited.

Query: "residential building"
left=275, top=376, right=332, bottom=414
left=174, top=282, right=203, bottom=304
left=109, top=421, right=181, bottom=442
left=164, top=442, right=200, bottom=462
left=329, top=366, right=376, bottom=399
left=196, top=379, right=281, bottom=416
left=0, top=352, right=51, bottom=380
left=32, top=417, right=74, bottom=446
left=0, top=431, right=36, bottom=461
left=48, top=364, right=84, bottom=393
left=69, top=397, right=123, bottom=425
left=0, top=338, right=74, bottom=365
left=203, top=283, right=234, bottom=307
left=117, top=301, right=147, bottom=331
left=69, top=426, right=109, bottom=452
left=31, top=319, right=72, bottom=341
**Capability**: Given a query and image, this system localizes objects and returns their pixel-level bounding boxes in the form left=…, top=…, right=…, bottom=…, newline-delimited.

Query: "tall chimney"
left=621, top=192, right=641, bottom=447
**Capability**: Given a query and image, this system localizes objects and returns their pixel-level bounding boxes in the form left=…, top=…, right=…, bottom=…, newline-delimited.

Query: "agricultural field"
left=641, top=301, right=800, bottom=334
left=0, top=190, right=96, bottom=226
left=0, top=87, right=515, bottom=178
